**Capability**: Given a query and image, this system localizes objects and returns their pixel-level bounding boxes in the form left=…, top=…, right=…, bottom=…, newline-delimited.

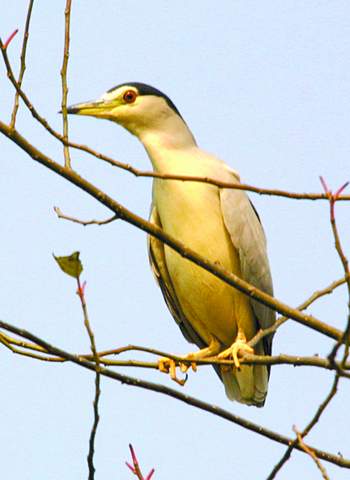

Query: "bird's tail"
left=220, top=341, right=268, bottom=407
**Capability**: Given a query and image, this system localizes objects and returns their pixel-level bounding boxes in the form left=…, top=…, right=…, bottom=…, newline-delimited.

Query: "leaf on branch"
left=53, top=251, right=83, bottom=279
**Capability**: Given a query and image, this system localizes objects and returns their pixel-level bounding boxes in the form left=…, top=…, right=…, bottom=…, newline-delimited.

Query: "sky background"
left=1, top=1, right=350, bottom=479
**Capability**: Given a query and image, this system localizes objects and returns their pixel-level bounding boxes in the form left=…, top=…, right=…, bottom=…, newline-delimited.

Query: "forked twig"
left=293, top=427, right=330, bottom=480
left=126, top=444, right=155, bottom=480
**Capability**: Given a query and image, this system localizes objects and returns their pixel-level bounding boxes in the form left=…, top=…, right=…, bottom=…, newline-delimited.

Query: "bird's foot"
left=218, top=336, right=254, bottom=370
left=158, top=336, right=222, bottom=381
left=179, top=336, right=222, bottom=373
left=158, top=357, right=188, bottom=386
left=178, top=353, right=200, bottom=373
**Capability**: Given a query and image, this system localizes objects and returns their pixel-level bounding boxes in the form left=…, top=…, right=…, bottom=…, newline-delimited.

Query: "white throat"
left=138, top=113, right=197, bottom=172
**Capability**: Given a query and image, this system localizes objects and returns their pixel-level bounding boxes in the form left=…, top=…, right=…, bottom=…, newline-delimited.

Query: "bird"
left=67, top=82, right=275, bottom=406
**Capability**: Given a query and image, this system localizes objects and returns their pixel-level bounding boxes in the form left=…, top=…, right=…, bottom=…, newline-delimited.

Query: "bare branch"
left=126, top=444, right=155, bottom=480
left=249, top=274, right=347, bottom=349
left=60, top=0, right=72, bottom=168
left=0, top=318, right=348, bottom=470
left=76, top=276, right=100, bottom=480
left=10, top=0, right=34, bottom=128
left=60, top=142, right=350, bottom=202
left=2, top=327, right=350, bottom=377
left=0, top=120, right=345, bottom=347
left=1, top=11, right=349, bottom=478
left=267, top=374, right=340, bottom=479
left=2, top=29, right=19, bottom=50
left=321, top=178, right=350, bottom=364
left=0, top=331, right=53, bottom=361
left=0, top=330, right=45, bottom=352
left=54, top=206, right=118, bottom=226
left=293, top=427, right=330, bottom=480
left=0, top=37, right=64, bottom=138
left=266, top=184, right=349, bottom=479
left=83, top=353, right=350, bottom=378
left=1, top=42, right=350, bottom=202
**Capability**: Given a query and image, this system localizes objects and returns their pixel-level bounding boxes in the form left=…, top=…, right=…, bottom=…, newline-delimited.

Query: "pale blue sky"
left=1, top=2, right=350, bottom=479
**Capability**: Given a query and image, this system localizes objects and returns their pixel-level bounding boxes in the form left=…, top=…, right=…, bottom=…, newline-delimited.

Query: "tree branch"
left=321, top=179, right=350, bottom=365
left=267, top=185, right=349, bottom=479
left=54, top=206, right=118, bottom=226
left=0, top=120, right=345, bottom=347
left=267, top=371, right=341, bottom=479
left=0, top=318, right=348, bottom=470
left=10, top=0, right=34, bottom=128
left=60, top=0, right=72, bottom=168
left=1, top=40, right=350, bottom=202
left=249, top=275, right=347, bottom=348
left=76, top=276, right=100, bottom=480
left=293, top=427, right=330, bottom=480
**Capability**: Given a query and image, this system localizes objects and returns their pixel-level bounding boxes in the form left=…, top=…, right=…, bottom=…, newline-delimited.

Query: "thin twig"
left=3, top=268, right=344, bottom=369
left=249, top=275, right=347, bottom=348
left=303, top=377, right=340, bottom=439
left=60, top=0, right=72, bottom=168
left=0, top=333, right=58, bottom=362
left=82, top=353, right=350, bottom=378
left=0, top=330, right=46, bottom=352
left=126, top=444, right=155, bottom=480
left=293, top=427, right=330, bottom=480
left=2, top=330, right=350, bottom=377
left=320, top=178, right=350, bottom=364
left=76, top=277, right=100, bottom=480
left=1, top=43, right=350, bottom=202
left=267, top=179, right=350, bottom=479
left=266, top=374, right=340, bottom=479
left=1, top=258, right=343, bottom=361
left=54, top=206, right=118, bottom=226
left=2, top=29, right=18, bottom=50
left=10, top=0, right=34, bottom=128
left=0, top=318, right=348, bottom=470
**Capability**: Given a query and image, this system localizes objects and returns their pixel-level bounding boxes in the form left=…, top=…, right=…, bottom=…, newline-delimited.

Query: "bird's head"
left=66, top=82, right=192, bottom=144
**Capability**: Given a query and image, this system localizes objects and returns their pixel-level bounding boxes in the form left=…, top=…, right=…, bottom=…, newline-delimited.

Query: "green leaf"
left=53, top=251, right=83, bottom=279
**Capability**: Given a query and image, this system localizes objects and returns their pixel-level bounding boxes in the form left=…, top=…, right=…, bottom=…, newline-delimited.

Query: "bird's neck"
left=138, top=116, right=197, bottom=173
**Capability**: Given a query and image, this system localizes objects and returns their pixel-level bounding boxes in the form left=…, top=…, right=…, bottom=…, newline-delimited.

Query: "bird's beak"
left=66, top=99, right=109, bottom=117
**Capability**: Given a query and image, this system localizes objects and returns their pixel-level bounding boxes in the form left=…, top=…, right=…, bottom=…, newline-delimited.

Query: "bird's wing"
left=219, top=171, right=275, bottom=355
left=148, top=205, right=206, bottom=349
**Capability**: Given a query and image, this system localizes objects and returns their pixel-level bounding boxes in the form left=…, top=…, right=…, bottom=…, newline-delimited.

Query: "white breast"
left=151, top=148, right=254, bottom=346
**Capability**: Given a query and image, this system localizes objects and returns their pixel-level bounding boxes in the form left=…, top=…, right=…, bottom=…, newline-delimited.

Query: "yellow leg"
left=157, top=335, right=222, bottom=383
left=218, top=329, right=254, bottom=369
left=158, top=357, right=187, bottom=385
left=179, top=335, right=222, bottom=372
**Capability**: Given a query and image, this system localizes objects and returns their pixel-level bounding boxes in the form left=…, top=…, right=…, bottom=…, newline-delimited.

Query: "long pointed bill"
left=66, top=99, right=107, bottom=116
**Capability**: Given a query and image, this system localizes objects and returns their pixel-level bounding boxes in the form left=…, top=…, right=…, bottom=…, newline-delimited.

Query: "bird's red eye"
left=123, top=90, right=137, bottom=103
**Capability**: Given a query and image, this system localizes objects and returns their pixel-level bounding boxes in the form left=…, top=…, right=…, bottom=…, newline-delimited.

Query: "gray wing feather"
left=220, top=180, right=275, bottom=356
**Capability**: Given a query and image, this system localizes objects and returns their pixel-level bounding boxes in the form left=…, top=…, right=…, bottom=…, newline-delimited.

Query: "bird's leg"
left=157, top=335, right=222, bottom=383
left=179, top=335, right=222, bottom=373
left=158, top=357, right=187, bottom=386
left=218, top=328, right=254, bottom=370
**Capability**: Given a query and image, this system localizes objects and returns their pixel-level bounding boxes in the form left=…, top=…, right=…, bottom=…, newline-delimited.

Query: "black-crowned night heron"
left=67, top=82, right=275, bottom=406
